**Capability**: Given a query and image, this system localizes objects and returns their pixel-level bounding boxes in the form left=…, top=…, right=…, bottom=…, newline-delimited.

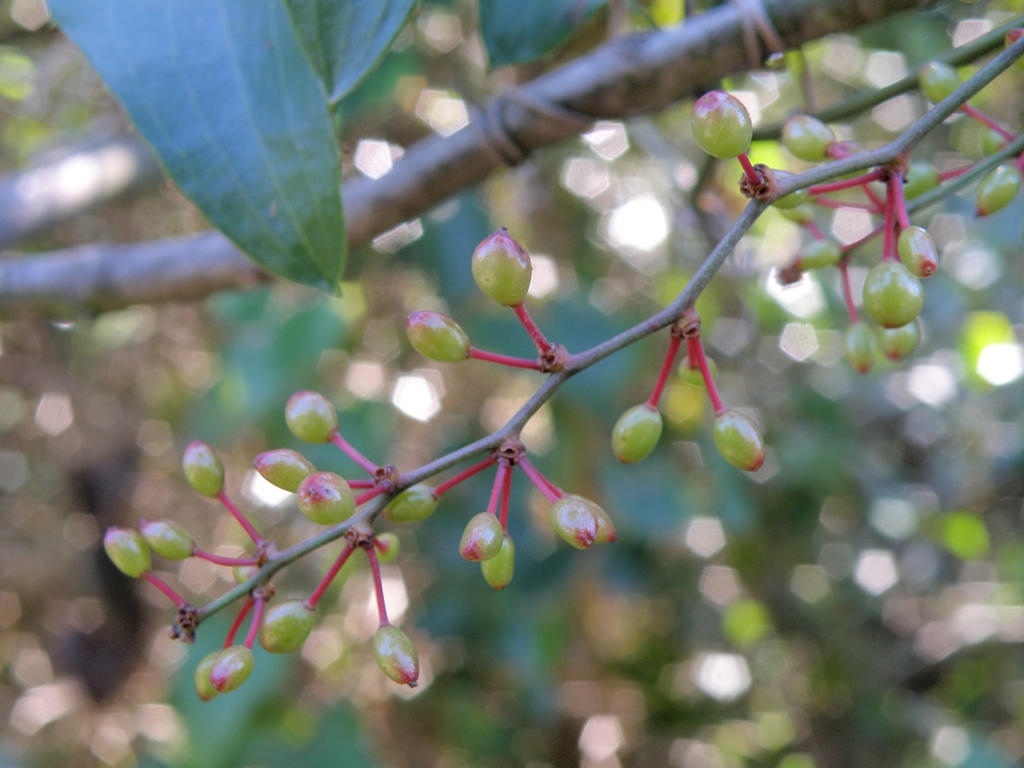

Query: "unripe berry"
left=471, top=228, right=532, bottom=306
left=384, top=484, right=438, bottom=523
left=897, top=226, right=938, bottom=278
left=297, top=471, right=355, bottom=525
left=862, top=261, right=924, bottom=328
left=373, top=625, right=419, bottom=686
left=770, top=171, right=808, bottom=209
left=139, top=519, right=193, bottom=561
left=844, top=321, right=877, bottom=374
left=781, top=115, right=835, bottom=162
left=406, top=311, right=470, bottom=362
left=104, top=527, right=151, bottom=578
left=194, top=651, right=220, bottom=701
left=209, top=645, right=254, bottom=693
left=611, top=404, right=663, bottom=464
left=798, top=239, right=841, bottom=270
left=459, top=512, right=504, bottom=561
left=284, top=391, right=337, bottom=444
left=678, top=354, right=717, bottom=387
left=254, top=449, right=315, bottom=492
left=481, top=534, right=515, bottom=590
left=183, top=440, right=224, bottom=498
left=691, top=91, right=752, bottom=159
left=712, top=411, right=765, bottom=472
left=976, top=164, right=1022, bottom=216
left=902, top=163, right=939, bottom=200
left=549, top=496, right=598, bottom=549
left=877, top=319, right=921, bottom=362
left=375, top=532, right=401, bottom=564
left=777, top=203, right=816, bottom=225
left=259, top=600, right=316, bottom=654
left=981, top=128, right=1007, bottom=157
left=919, top=61, right=961, bottom=103
left=575, top=495, right=616, bottom=544
left=233, top=565, right=259, bottom=583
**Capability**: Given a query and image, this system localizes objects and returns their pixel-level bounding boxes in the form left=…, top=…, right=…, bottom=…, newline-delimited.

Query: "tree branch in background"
left=0, top=0, right=932, bottom=316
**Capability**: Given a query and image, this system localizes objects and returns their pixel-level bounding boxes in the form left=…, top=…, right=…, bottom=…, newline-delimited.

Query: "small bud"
left=375, top=533, right=401, bottom=564
left=183, top=440, right=224, bottom=498
left=549, top=496, right=599, bottom=549
left=976, top=164, right=1022, bottom=217
left=844, top=321, right=878, bottom=374
left=254, top=449, right=315, bottom=492
left=471, top=228, right=533, bottom=306
left=897, top=226, right=938, bottom=278
left=209, top=645, right=254, bottom=693
left=104, top=527, right=151, bottom=578
left=406, top=311, right=470, bottom=362
left=712, top=411, right=765, bottom=472
left=690, top=91, right=752, bottom=160
left=459, top=512, right=504, bottom=561
left=297, top=471, right=355, bottom=525
left=877, top=320, right=922, bottom=362
left=919, top=61, right=962, bottom=103
left=611, top=404, right=663, bottom=464
left=373, top=625, right=419, bottom=687
left=194, top=651, right=220, bottom=701
left=259, top=600, right=316, bottom=654
left=481, top=534, right=515, bottom=589
left=781, top=115, right=835, bottom=162
left=284, top=391, right=338, bottom=444
left=139, top=519, right=193, bottom=561
left=384, top=484, right=439, bottom=523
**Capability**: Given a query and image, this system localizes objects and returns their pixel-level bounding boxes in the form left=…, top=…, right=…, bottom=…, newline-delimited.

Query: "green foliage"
left=478, top=0, right=607, bottom=68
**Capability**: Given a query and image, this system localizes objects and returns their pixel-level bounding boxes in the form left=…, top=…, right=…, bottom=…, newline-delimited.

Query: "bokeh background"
left=3, top=0, right=1024, bottom=766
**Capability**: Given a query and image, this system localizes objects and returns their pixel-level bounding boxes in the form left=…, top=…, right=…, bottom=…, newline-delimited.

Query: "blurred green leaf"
left=722, top=598, right=771, bottom=646
left=49, top=0, right=346, bottom=291
left=942, top=512, right=990, bottom=560
left=478, top=0, right=606, bottom=68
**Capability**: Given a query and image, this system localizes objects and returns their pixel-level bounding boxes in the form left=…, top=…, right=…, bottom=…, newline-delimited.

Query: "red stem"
left=243, top=596, right=266, bottom=650
left=224, top=597, right=254, bottom=648
left=881, top=184, right=897, bottom=261
left=434, top=454, right=498, bottom=498
left=512, top=304, right=553, bottom=353
left=840, top=222, right=884, bottom=254
left=647, top=333, right=683, bottom=409
left=487, top=463, right=509, bottom=515
left=888, top=173, right=911, bottom=231
left=807, top=169, right=884, bottom=195
left=813, top=197, right=881, bottom=212
left=347, top=479, right=376, bottom=489
left=142, top=572, right=186, bottom=608
left=960, top=104, right=1016, bottom=142
left=938, top=164, right=973, bottom=181
left=356, top=485, right=390, bottom=506
left=862, top=184, right=885, bottom=211
left=737, top=153, right=761, bottom=186
left=517, top=456, right=563, bottom=502
left=192, top=547, right=259, bottom=567
left=329, top=431, right=379, bottom=476
left=686, top=336, right=725, bottom=416
left=499, top=464, right=513, bottom=531
left=805, top=221, right=825, bottom=241
left=305, top=543, right=355, bottom=610
left=217, top=492, right=264, bottom=545
left=364, top=545, right=390, bottom=627
left=838, top=261, right=859, bottom=323
left=468, top=347, right=543, bottom=370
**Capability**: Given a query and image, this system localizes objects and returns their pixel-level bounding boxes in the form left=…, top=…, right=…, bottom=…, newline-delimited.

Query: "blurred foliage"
left=2, top=1, right=1024, bottom=768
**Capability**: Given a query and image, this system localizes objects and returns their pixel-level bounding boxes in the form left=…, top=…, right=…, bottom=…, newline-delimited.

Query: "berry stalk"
left=305, top=543, right=356, bottom=610
left=960, top=104, right=1016, bottom=141
left=487, top=463, right=510, bottom=515
left=192, top=547, right=259, bottom=567
left=512, top=304, right=553, bottom=353
left=646, top=332, right=683, bottom=409
left=881, top=186, right=897, bottom=261
left=142, top=572, right=186, bottom=607
left=813, top=197, right=881, bottom=212
left=468, top=347, right=543, bottom=370
left=329, top=431, right=379, bottom=476
left=434, top=454, right=498, bottom=498
left=499, top=464, right=513, bottom=531
left=888, top=172, right=911, bottom=231
left=808, top=169, right=884, bottom=195
left=224, top=597, right=254, bottom=647
left=218, top=492, right=264, bottom=545
left=364, top=544, right=390, bottom=627
left=355, top=485, right=391, bottom=506
left=243, top=595, right=266, bottom=650
left=517, top=455, right=562, bottom=502
left=838, top=261, right=859, bottom=322
left=736, top=153, right=762, bottom=187
left=686, top=336, right=725, bottom=415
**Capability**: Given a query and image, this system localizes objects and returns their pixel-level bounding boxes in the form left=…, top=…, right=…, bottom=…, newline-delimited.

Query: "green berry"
left=862, top=261, right=924, bottom=328
left=233, top=565, right=259, bottom=583
left=897, top=226, right=938, bottom=278
left=253, top=449, right=315, bottom=492
left=471, top=228, right=532, bottom=306
left=578, top=496, right=616, bottom=544
left=373, top=625, right=419, bottom=687
left=919, top=61, right=961, bottom=103
left=981, top=128, right=1007, bottom=157
left=481, top=534, right=515, bottom=590
left=877, top=320, right=922, bottom=362
left=611, top=404, right=663, bottom=464
left=976, top=164, right=1022, bottom=216
left=549, top=496, right=599, bottom=549
left=678, top=354, right=717, bottom=387
left=798, top=239, right=841, bottom=270
left=781, top=115, right=835, bottom=162
left=691, top=91, right=752, bottom=159
left=375, top=532, right=400, bottom=564
left=209, top=645, right=254, bottom=693
left=844, top=321, right=878, bottom=374
left=284, top=391, right=337, bottom=444
left=384, top=484, right=438, bottom=523
left=777, top=203, right=816, bottom=225
left=712, top=411, right=765, bottom=472
left=771, top=170, right=809, bottom=209
left=139, top=519, right=193, bottom=561
left=297, top=471, right=355, bottom=525
left=406, top=311, right=470, bottom=362
left=104, top=527, right=152, bottom=578
left=902, top=163, right=939, bottom=200
left=183, top=440, right=224, bottom=498
left=194, top=651, right=220, bottom=701
left=459, top=512, right=504, bottom=561
left=259, top=600, right=316, bottom=654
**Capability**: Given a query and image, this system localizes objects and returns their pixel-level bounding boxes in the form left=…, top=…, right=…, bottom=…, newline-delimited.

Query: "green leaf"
left=284, top=0, right=418, bottom=105
left=49, top=0, right=346, bottom=291
left=479, top=0, right=606, bottom=68
left=942, top=512, right=990, bottom=560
